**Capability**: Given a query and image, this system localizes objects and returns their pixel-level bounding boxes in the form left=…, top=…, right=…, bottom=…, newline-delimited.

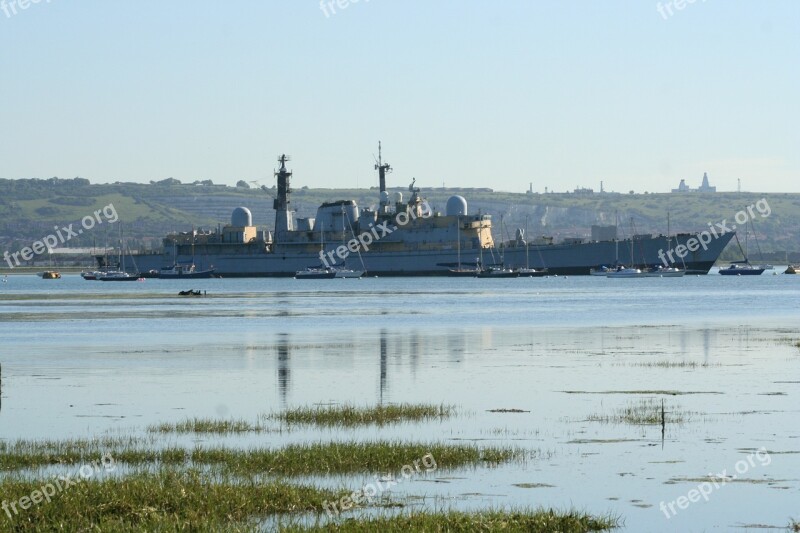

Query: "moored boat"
left=644, top=265, right=685, bottom=277
left=295, top=267, right=336, bottom=279
left=38, top=271, right=61, bottom=279
left=98, top=271, right=144, bottom=281
left=719, top=263, right=765, bottom=276
left=517, top=267, right=549, bottom=277
left=477, top=266, right=519, bottom=278
left=605, top=266, right=647, bottom=278
left=158, top=263, right=216, bottom=279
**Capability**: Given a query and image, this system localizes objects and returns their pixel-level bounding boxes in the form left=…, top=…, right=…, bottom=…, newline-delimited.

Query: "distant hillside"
left=2, top=177, right=799, bottom=262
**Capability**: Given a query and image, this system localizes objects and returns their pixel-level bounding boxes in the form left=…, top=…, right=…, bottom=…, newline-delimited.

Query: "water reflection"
left=379, top=329, right=387, bottom=404
left=277, top=334, right=290, bottom=406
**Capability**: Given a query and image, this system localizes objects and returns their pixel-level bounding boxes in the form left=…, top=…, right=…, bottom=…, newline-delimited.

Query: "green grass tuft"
left=0, top=440, right=523, bottom=476
left=148, top=417, right=264, bottom=434
left=283, top=509, right=620, bottom=532
left=0, top=470, right=345, bottom=531
left=268, top=403, right=456, bottom=427
left=587, top=399, right=688, bottom=425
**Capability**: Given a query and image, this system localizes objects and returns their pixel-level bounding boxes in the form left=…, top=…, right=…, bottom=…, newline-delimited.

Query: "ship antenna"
left=375, top=141, right=392, bottom=207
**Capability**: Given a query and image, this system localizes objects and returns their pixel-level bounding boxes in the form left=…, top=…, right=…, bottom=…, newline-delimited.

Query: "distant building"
left=697, top=172, right=716, bottom=192
left=672, top=179, right=691, bottom=193
left=671, top=172, right=716, bottom=193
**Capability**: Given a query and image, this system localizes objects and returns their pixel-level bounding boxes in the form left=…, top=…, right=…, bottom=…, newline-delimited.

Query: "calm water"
left=1, top=271, right=799, bottom=531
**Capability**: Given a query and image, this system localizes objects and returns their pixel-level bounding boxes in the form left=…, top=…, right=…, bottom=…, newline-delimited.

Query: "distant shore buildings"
left=672, top=172, right=716, bottom=193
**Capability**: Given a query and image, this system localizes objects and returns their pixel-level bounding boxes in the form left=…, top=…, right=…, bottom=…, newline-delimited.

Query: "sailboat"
left=517, top=218, right=548, bottom=277
left=296, top=224, right=336, bottom=279
left=37, top=247, right=61, bottom=279
left=99, top=227, right=144, bottom=281
left=644, top=213, right=685, bottom=277
left=159, top=234, right=215, bottom=279
left=748, top=217, right=773, bottom=270
left=719, top=230, right=764, bottom=276
left=475, top=216, right=518, bottom=278
left=333, top=205, right=365, bottom=278
left=590, top=217, right=646, bottom=278
left=448, top=215, right=480, bottom=276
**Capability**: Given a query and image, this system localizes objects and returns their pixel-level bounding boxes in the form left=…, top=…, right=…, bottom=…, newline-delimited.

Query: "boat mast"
left=274, top=154, right=294, bottom=240
left=525, top=215, right=530, bottom=269
left=456, top=215, right=461, bottom=270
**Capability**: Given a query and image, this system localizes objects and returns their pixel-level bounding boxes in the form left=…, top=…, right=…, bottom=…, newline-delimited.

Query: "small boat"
left=158, top=263, right=216, bottom=279
left=719, top=262, right=765, bottom=276
left=37, top=271, right=61, bottom=279
left=447, top=267, right=480, bottom=277
left=477, top=266, right=519, bottom=278
left=589, top=266, right=614, bottom=276
left=644, top=265, right=686, bottom=277
left=334, top=268, right=364, bottom=279
left=178, top=289, right=204, bottom=296
left=81, top=271, right=101, bottom=280
left=295, top=267, right=337, bottom=279
left=605, top=266, right=647, bottom=278
left=785, top=265, right=798, bottom=275
left=98, top=271, right=144, bottom=281
left=517, top=267, right=549, bottom=277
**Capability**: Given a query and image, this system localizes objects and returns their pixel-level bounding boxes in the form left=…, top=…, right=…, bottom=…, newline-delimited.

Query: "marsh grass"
left=587, top=399, right=688, bottom=425
left=283, top=509, right=620, bottom=532
left=148, top=417, right=266, bottom=434
left=0, top=440, right=523, bottom=476
left=267, top=403, right=456, bottom=427
left=0, top=469, right=346, bottom=531
left=192, top=441, right=523, bottom=476
left=626, top=361, right=716, bottom=368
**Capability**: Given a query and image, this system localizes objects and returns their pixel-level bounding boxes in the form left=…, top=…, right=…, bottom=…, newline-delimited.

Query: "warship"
left=130, top=147, right=733, bottom=277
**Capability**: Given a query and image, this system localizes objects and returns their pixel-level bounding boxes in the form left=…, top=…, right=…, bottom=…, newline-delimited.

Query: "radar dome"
left=446, top=195, right=468, bottom=216
left=231, top=207, right=253, bottom=227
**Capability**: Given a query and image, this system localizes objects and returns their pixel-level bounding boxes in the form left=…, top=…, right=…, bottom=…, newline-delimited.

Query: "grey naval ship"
left=132, top=148, right=733, bottom=277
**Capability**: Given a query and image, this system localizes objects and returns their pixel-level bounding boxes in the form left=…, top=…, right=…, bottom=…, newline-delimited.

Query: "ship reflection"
left=272, top=329, right=467, bottom=407
left=379, top=329, right=387, bottom=404
left=277, top=334, right=290, bottom=406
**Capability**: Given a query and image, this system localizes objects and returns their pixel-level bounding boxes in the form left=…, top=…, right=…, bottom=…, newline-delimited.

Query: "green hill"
left=2, top=177, right=799, bottom=263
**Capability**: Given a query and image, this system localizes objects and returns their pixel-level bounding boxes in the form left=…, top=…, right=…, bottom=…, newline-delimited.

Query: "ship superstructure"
left=131, top=146, right=733, bottom=276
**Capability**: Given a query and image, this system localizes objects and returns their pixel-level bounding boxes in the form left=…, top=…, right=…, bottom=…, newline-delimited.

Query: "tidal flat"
left=1, top=275, right=800, bottom=531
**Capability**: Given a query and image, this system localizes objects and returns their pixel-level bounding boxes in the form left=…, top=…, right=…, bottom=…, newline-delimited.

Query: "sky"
left=1, top=1, right=798, bottom=193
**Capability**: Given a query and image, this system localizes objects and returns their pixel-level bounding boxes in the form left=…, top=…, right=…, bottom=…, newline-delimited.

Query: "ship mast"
left=274, top=154, right=294, bottom=240
left=375, top=142, right=392, bottom=212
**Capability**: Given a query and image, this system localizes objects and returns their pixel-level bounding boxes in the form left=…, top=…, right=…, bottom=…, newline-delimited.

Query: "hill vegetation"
left=2, top=177, right=799, bottom=262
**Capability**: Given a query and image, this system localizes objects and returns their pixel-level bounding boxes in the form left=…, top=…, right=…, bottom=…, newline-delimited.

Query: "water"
left=1, top=271, right=799, bottom=531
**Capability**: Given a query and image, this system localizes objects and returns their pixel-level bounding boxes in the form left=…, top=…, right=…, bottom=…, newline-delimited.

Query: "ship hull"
left=132, top=232, right=733, bottom=277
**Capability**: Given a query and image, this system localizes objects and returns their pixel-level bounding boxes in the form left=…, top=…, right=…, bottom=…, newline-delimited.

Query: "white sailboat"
left=334, top=205, right=364, bottom=278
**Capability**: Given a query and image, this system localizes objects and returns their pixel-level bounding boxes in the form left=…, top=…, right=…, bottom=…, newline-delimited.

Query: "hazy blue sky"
left=1, top=1, right=798, bottom=193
